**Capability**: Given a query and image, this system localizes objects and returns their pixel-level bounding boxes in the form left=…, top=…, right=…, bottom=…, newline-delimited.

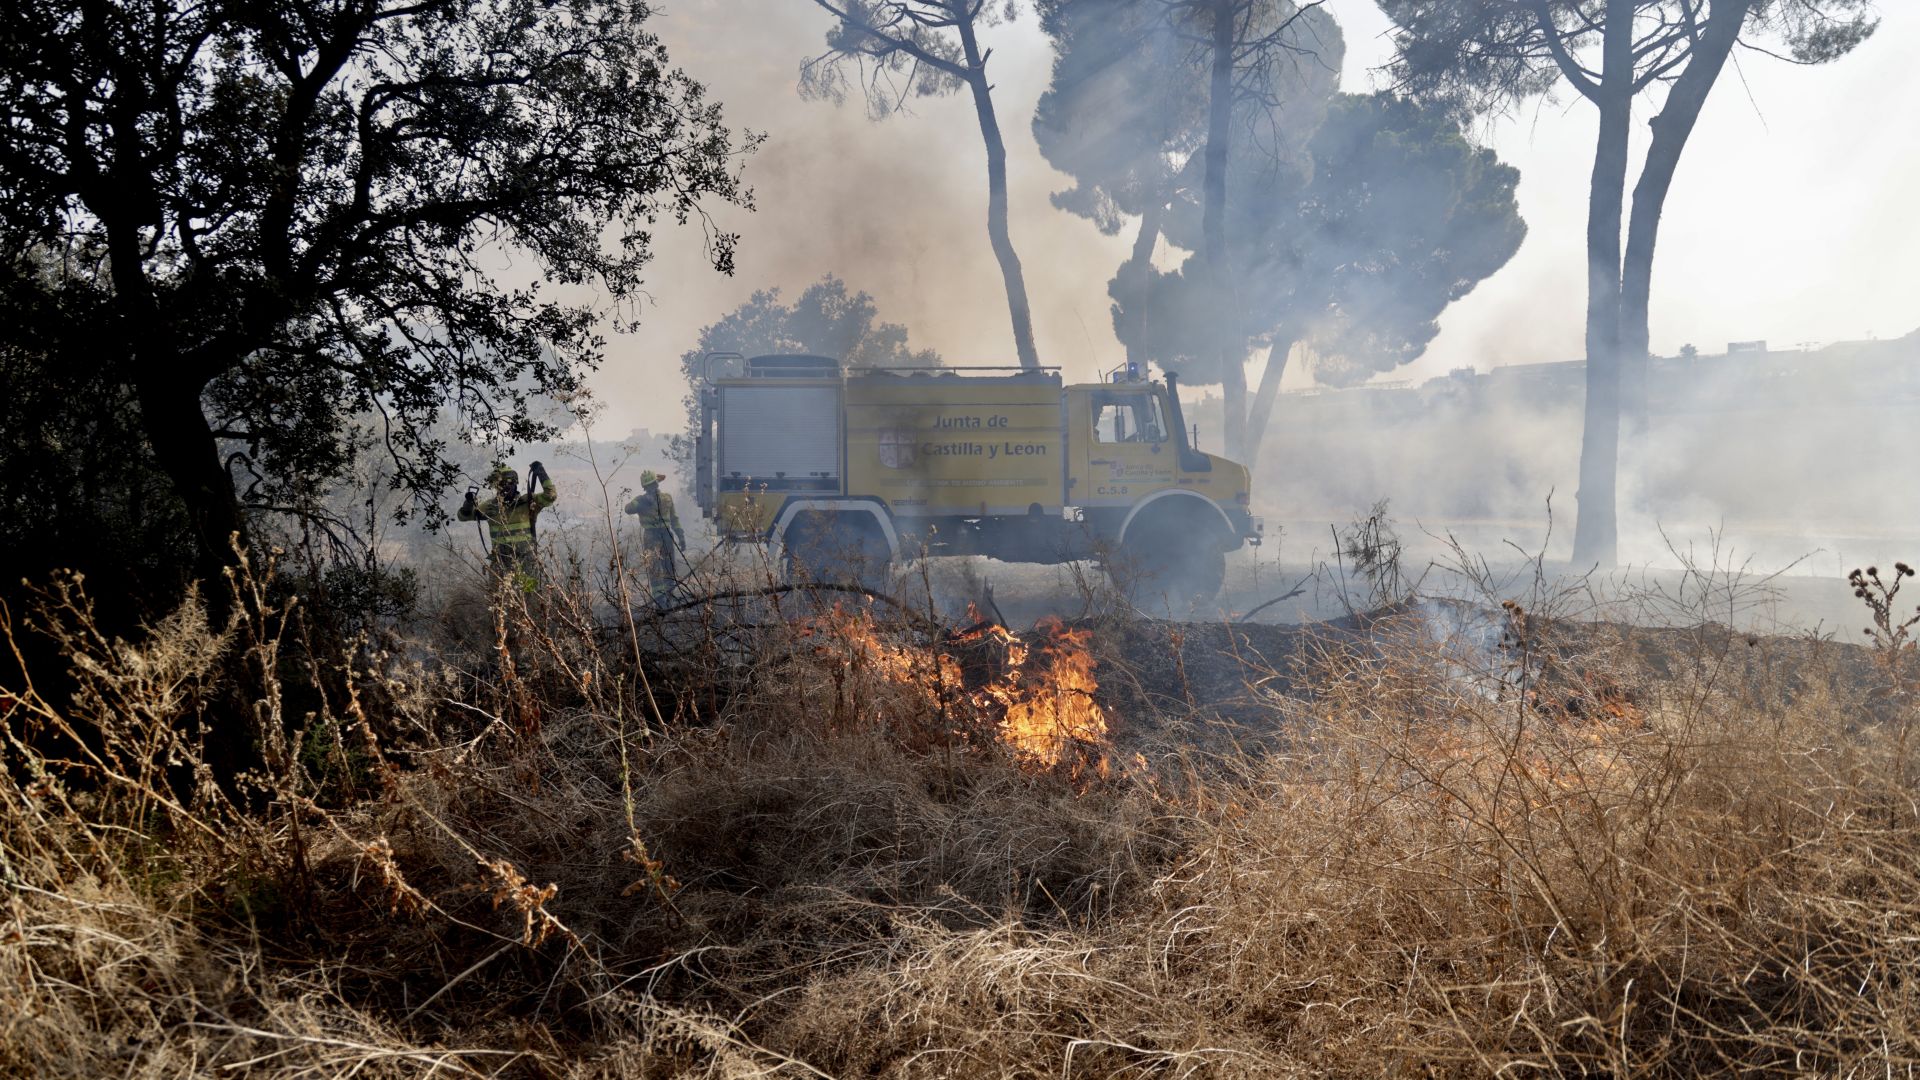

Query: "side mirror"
left=1161, top=373, right=1212, bottom=472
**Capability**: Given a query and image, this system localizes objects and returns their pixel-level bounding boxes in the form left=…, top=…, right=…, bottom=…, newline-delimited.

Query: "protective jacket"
left=624, top=487, right=684, bottom=600
left=461, top=476, right=557, bottom=562
left=623, top=489, right=684, bottom=547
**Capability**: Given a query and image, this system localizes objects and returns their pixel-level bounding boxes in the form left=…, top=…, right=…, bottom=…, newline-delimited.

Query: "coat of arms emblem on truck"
left=878, top=426, right=917, bottom=470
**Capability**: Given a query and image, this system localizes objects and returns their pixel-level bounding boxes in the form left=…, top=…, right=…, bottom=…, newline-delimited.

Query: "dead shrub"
left=3, top=537, right=1918, bottom=1077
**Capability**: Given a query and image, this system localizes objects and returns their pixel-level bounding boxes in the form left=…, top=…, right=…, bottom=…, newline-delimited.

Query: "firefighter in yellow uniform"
left=623, top=470, right=685, bottom=602
left=460, top=461, right=557, bottom=590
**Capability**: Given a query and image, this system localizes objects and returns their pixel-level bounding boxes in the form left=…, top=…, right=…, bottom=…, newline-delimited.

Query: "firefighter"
left=624, top=470, right=685, bottom=602
left=460, top=460, right=557, bottom=589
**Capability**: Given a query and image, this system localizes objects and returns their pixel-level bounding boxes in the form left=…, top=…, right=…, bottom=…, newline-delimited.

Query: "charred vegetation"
left=4, top=517, right=1919, bottom=1075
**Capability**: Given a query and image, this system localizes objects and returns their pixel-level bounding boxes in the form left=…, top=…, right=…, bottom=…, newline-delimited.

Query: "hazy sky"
left=590, top=0, right=1920, bottom=436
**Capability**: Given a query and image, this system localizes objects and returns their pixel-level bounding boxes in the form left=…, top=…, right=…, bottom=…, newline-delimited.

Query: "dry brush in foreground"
left=2, top=554, right=1917, bottom=1077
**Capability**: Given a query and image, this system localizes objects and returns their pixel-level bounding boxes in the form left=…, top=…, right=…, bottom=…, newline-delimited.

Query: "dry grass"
left=2, top=543, right=1917, bottom=1077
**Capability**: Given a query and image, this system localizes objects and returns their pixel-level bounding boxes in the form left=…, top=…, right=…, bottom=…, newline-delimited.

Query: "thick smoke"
left=578, top=0, right=1919, bottom=581
left=1244, top=335, right=1920, bottom=572
left=604, top=0, right=1134, bottom=417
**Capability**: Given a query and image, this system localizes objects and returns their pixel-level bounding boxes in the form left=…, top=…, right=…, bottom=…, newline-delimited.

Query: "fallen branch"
left=652, top=582, right=938, bottom=629
left=1235, top=573, right=1314, bottom=624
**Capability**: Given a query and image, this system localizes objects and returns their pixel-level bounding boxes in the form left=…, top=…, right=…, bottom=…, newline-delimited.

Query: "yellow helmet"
left=640, top=469, right=664, bottom=487
left=488, top=463, right=517, bottom=486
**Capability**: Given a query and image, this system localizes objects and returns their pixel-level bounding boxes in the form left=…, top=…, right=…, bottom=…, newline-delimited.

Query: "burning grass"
left=794, top=601, right=1115, bottom=778
left=2, top=552, right=1918, bottom=1076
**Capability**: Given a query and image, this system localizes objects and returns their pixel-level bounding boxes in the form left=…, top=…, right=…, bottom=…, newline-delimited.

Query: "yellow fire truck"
left=691, top=354, right=1262, bottom=602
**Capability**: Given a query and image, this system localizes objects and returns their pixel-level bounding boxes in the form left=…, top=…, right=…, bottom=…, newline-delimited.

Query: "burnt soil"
left=1077, top=603, right=1895, bottom=752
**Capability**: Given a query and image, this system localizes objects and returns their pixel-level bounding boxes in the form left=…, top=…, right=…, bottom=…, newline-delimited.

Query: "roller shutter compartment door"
left=718, top=386, right=840, bottom=481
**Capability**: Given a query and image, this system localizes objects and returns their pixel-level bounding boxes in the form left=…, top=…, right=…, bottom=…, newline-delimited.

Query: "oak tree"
left=0, top=0, right=754, bottom=583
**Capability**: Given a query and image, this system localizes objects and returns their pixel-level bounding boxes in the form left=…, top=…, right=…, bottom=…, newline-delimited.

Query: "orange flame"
left=799, top=604, right=1111, bottom=777
left=996, top=616, right=1106, bottom=769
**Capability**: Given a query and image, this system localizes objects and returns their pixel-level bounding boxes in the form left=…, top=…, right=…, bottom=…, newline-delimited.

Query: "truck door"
left=1077, top=386, right=1176, bottom=509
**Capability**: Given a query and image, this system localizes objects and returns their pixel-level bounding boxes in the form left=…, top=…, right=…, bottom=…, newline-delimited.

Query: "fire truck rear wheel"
left=783, top=514, right=892, bottom=595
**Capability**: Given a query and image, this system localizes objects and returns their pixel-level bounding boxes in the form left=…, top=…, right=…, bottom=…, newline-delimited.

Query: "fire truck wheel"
left=1117, top=512, right=1226, bottom=611
left=783, top=514, right=892, bottom=595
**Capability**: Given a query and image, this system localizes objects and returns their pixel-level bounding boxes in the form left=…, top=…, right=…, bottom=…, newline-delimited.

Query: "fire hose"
left=524, top=462, right=542, bottom=554
left=465, top=484, right=487, bottom=560
left=647, top=500, right=702, bottom=606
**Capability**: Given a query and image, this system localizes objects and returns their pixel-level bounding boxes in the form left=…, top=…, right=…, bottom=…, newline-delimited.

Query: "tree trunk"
left=1569, top=1, right=1635, bottom=569
left=1202, top=0, right=1245, bottom=460
left=955, top=22, right=1040, bottom=371
left=1123, top=199, right=1165, bottom=372
left=136, top=374, right=246, bottom=591
left=102, top=206, right=248, bottom=591
left=1620, top=2, right=1751, bottom=437
left=1243, top=335, right=1294, bottom=466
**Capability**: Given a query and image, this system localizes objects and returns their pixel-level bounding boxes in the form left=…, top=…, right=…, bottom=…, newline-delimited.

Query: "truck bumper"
left=1228, top=507, right=1265, bottom=547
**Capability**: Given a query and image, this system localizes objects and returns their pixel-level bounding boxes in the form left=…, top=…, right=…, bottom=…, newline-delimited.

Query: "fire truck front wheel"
left=782, top=513, right=892, bottom=595
left=1116, top=511, right=1227, bottom=611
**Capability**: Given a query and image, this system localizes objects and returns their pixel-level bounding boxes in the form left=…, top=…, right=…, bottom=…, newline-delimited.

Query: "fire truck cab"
left=692, top=354, right=1262, bottom=603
